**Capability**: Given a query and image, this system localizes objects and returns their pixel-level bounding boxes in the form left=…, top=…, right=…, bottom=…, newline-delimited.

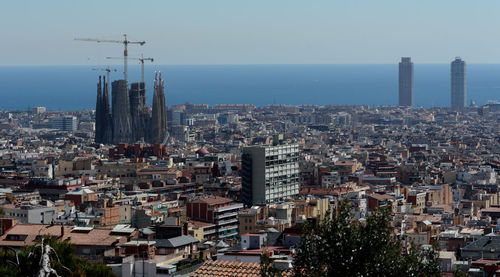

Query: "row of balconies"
left=203, top=228, right=216, bottom=235
left=265, top=171, right=300, bottom=179
left=217, top=217, right=238, bottom=226
left=214, top=203, right=244, bottom=213
left=215, top=211, right=238, bottom=219
left=265, top=179, right=300, bottom=186
left=218, top=231, right=238, bottom=238
left=265, top=159, right=298, bottom=166
left=217, top=224, right=238, bottom=232
left=265, top=190, right=299, bottom=199
left=265, top=164, right=299, bottom=172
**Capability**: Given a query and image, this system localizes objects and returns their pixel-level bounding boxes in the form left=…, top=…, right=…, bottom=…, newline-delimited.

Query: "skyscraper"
left=242, top=142, right=300, bottom=206
left=398, top=57, right=413, bottom=107
left=451, top=57, right=466, bottom=110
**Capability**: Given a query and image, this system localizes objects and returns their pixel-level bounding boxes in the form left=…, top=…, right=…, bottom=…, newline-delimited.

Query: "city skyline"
left=2, top=2, right=500, bottom=275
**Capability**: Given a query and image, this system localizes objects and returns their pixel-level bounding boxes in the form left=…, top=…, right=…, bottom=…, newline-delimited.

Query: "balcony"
left=215, top=203, right=243, bottom=213
left=219, top=232, right=238, bottom=239
left=215, top=211, right=238, bottom=219
left=204, top=228, right=216, bottom=235
left=218, top=224, right=238, bottom=232
left=217, top=218, right=238, bottom=226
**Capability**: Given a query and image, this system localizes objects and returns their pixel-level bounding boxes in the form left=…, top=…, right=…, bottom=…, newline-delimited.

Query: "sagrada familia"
left=95, top=72, right=167, bottom=144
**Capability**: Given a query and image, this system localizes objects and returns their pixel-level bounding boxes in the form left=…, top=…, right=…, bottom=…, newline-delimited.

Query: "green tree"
left=291, top=200, right=440, bottom=277
left=0, top=236, right=115, bottom=277
left=260, top=251, right=283, bottom=277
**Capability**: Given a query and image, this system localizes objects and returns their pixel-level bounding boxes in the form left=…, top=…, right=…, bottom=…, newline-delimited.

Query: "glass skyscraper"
left=399, top=57, right=414, bottom=107
left=451, top=57, right=466, bottom=110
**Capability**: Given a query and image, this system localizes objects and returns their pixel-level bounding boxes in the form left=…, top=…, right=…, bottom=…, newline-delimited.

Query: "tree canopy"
left=289, top=200, right=440, bottom=277
left=0, top=236, right=115, bottom=277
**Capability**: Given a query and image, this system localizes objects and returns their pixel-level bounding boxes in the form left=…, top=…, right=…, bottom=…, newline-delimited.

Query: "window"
left=5, top=235, right=27, bottom=241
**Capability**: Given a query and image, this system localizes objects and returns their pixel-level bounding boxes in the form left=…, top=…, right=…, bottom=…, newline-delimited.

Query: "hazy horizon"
left=4, top=62, right=500, bottom=67
left=2, top=64, right=500, bottom=111
left=3, top=1, right=500, bottom=65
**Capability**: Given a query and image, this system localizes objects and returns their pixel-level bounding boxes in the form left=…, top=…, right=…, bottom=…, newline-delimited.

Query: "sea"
left=1, top=64, right=500, bottom=111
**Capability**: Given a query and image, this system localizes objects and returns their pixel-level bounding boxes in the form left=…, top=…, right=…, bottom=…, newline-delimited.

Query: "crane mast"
left=75, top=34, right=145, bottom=83
left=106, top=54, right=154, bottom=83
left=92, top=67, right=117, bottom=93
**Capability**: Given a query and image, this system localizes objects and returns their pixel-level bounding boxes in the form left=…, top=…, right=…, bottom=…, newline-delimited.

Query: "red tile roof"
left=191, top=196, right=232, bottom=205
left=0, top=224, right=131, bottom=248
left=193, top=260, right=260, bottom=277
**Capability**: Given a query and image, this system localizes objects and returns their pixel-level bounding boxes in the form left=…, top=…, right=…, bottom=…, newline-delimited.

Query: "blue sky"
left=2, top=0, right=500, bottom=65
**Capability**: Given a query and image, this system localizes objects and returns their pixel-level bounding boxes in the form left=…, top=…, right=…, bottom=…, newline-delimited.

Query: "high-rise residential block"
left=451, top=57, right=466, bottom=110
left=398, top=57, right=414, bottom=107
left=186, top=196, right=243, bottom=240
left=242, top=143, right=300, bottom=206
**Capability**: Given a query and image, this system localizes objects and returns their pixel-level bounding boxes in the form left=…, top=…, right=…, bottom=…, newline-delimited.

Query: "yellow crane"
left=75, top=34, right=145, bottom=83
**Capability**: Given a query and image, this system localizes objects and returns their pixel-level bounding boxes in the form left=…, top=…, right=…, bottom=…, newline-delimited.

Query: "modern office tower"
left=451, top=57, right=466, bottom=110
left=151, top=72, right=167, bottom=144
left=111, top=80, right=132, bottom=144
left=398, top=57, right=414, bottom=107
left=51, top=115, right=78, bottom=132
left=31, top=106, right=46, bottom=114
left=242, top=142, right=300, bottom=206
left=167, top=109, right=187, bottom=128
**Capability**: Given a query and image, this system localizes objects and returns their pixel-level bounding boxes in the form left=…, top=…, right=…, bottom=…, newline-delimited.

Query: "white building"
left=242, top=143, right=300, bottom=206
left=51, top=115, right=78, bottom=132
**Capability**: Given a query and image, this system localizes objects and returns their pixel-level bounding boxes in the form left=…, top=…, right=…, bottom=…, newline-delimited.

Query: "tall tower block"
left=451, top=57, right=466, bottom=110
left=398, top=57, right=414, bottom=107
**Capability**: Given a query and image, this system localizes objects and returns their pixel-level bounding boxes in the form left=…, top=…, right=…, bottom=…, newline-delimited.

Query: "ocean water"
left=0, top=64, right=500, bottom=111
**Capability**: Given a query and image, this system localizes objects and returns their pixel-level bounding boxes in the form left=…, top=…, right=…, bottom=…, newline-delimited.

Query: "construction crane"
left=75, top=34, right=145, bottom=83
left=106, top=54, right=154, bottom=83
left=92, top=67, right=117, bottom=93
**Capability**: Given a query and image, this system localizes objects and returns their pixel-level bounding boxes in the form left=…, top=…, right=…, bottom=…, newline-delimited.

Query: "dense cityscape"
left=5, top=0, right=500, bottom=276
left=1, top=52, right=500, bottom=276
